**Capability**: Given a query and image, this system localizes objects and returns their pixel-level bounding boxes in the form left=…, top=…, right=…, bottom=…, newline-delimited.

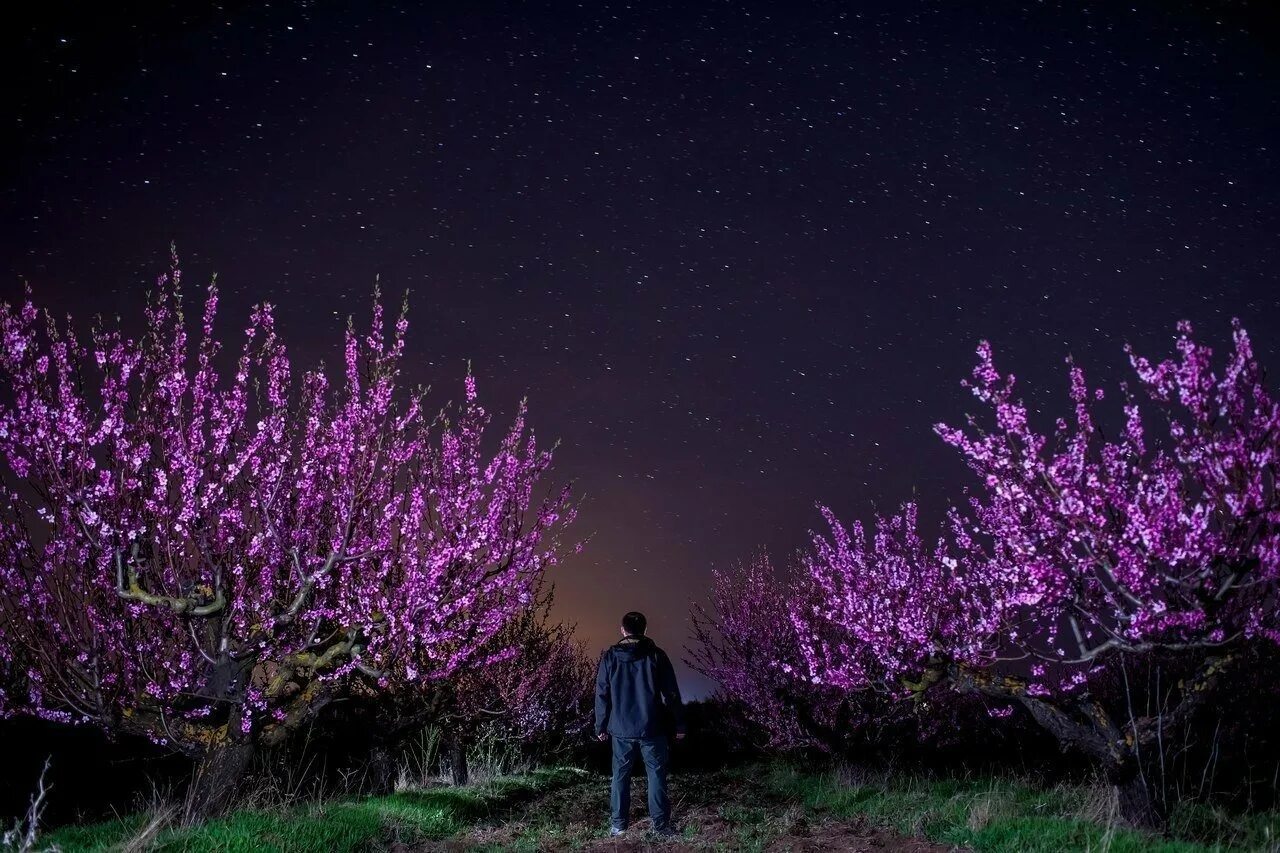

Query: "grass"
left=759, top=762, right=1280, bottom=853
left=43, top=766, right=587, bottom=853
left=33, top=761, right=1280, bottom=852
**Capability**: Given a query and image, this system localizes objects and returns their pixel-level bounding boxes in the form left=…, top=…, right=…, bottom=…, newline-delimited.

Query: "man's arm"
left=594, top=654, right=611, bottom=738
left=657, top=650, right=686, bottom=736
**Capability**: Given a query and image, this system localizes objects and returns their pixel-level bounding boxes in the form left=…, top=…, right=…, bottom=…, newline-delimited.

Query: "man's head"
left=620, top=611, right=647, bottom=637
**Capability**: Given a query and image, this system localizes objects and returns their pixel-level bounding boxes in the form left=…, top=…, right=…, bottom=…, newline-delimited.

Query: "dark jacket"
left=594, top=636, right=686, bottom=739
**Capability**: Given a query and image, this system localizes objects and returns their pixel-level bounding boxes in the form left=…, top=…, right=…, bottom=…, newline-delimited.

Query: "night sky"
left=3, top=2, right=1277, bottom=698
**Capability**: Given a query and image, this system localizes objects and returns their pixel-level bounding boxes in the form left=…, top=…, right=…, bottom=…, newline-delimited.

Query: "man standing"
left=595, top=611, right=686, bottom=838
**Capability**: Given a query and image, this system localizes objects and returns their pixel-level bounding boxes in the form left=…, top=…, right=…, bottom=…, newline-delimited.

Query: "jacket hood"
left=611, top=636, right=657, bottom=661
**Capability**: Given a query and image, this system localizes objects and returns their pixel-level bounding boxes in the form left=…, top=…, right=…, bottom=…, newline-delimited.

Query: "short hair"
left=621, top=611, right=647, bottom=636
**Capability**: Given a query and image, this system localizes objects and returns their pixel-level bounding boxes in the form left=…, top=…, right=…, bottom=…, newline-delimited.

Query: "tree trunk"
left=948, top=668, right=1167, bottom=830
left=1110, top=762, right=1164, bottom=830
left=184, top=740, right=256, bottom=823
left=364, top=743, right=399, bottom=795
left=783, top=690, right=848, bottom=755
left=446, top=737, right=468, bottom=786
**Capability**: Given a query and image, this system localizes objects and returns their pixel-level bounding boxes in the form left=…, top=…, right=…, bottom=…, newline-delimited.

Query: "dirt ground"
left=404, top=769, right=962, bottom=852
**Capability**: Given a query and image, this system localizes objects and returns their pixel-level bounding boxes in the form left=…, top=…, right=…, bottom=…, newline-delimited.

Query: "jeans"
left=610, top=735, right=671, bottom=831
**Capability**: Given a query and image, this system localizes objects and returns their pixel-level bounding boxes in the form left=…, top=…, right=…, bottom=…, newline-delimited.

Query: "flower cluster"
left=792, top=502, right=1023, bottom=693
left=690, top=552, right=828, bottom=747
left=453, top=602, right=595, bottom=749
left=936, top=320, right=1280, bottom=662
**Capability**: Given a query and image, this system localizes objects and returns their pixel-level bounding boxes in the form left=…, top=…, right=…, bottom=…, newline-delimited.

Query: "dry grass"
left=966, top=794, right=998, bottom=832
left=2, top=758, right=54, bottom=853
left=115, top=804, right=177, bottom=853
left=1066, top=777, right=1122, bottom=826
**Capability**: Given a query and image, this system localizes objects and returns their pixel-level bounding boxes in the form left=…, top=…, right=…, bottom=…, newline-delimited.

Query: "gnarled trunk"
left=1110, top=760, right=1164, bottom=829
left=184, top=740, right=256, bottom=823
left=780, top=688, right=856, bottom=755
left=946, top=664, right=1169, bottom=829
left=445, top=736, right=468, bottom=786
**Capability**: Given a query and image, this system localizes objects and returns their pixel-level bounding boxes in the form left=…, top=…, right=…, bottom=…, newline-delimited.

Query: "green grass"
left=45, top=766, right=587, bottom=853
left=760, top=763, right=1280, bottom=852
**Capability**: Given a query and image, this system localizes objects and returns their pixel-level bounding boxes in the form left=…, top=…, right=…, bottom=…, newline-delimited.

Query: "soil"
left=401, top=770, right=964, bottom=852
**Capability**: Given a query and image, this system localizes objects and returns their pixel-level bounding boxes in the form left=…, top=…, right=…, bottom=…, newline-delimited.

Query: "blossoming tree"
left=926, top=321, right=1279, bottom=822
left=704, top=321, right=1278, bottom=826
left=688, top=551, right=887, bottom=751
left=0, top=256, right=575, bottom=817
left=788, top=322, right=1269, bottom=819
left=791, top=502, right=1020, bottom=700
left=452, top=599, right=595, bottom=759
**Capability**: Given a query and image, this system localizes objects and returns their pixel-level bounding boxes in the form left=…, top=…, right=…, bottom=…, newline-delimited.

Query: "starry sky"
left=3, top=1, right=1277, bottom=698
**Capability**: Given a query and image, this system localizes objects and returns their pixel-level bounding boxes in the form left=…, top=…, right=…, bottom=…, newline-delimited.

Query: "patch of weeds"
left=36, top=814, right=151, bottom=853
left=717, top=803, right=767, bottom=825
left=760, top=761, right=1277, bottom=853
left=731, top=822, right=771, bottom=853
left=1169, top=800, right=1280, bottom=852
left=45, top=766, right=586, bottom=852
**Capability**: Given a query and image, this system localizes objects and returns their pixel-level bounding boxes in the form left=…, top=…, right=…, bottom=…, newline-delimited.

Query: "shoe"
left=651, top=825, right=679, bottom=838
left=609, top=826, right=627, bottom=837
